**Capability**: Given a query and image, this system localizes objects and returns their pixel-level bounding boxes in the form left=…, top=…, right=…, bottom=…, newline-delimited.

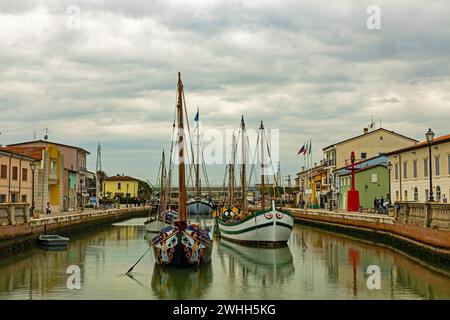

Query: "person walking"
left=46, top=202, right=52, bottom=215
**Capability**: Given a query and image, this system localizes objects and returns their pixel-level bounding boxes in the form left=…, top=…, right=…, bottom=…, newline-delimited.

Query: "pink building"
left=7, top=140, right=90, bottom=211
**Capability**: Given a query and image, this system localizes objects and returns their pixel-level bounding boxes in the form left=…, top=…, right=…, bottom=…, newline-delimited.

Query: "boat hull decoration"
left=218, top=208, right=293, bottom=246
left=152, top=224, right=212, bottom=266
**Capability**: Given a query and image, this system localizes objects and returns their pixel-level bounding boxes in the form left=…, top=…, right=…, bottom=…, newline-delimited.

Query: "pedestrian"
left=380, top=196, right=385, bottom=208
left=373, top=197, right=378, bottom=210
left=46, top=202, right=52, bottom=215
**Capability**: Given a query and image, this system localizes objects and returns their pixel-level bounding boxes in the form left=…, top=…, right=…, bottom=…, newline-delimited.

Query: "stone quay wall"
left=289, top=205, right=450, bottom=254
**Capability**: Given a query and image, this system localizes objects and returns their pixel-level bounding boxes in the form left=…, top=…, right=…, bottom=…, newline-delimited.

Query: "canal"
left=1, top=218, right=449, bottom=300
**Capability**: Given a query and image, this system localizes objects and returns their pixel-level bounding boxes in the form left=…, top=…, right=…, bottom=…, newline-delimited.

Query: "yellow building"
left=103, top=175, right=139, bottom=199
left=2, top=144, right=64, bottom=213
left=387, top=132, right=450, bottom=203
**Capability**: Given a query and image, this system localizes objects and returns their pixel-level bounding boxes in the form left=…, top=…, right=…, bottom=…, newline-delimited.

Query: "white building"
left=387, top=133, right=450, bottom=203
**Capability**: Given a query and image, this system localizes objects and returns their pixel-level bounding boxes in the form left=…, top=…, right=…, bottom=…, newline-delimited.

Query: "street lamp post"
left=386, top=161, right=392, bottom=202
left=80, top=178, right=84, bottom=212
left=30, top=162, right=36, bottom=217
left=301, top=178, right=305, bottom=208
left=426, top=128, right=435, bottom=201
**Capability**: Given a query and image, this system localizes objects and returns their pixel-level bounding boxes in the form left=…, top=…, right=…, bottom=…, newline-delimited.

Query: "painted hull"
left=151, top=224, right=213, bottom=267
left=187, top=198, right=213, bottom=217
left=217, top=208, right=294, bottom=246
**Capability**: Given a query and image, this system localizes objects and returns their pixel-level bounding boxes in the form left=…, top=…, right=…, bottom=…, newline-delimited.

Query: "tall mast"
left=159, top=150, right=166, bottom=215
left=260, top=121, right=266, bottom=211
left=177, top=72, right=187, bottom=222
left=228, top=133, right=236, bottom=206
left=241, top=116, right=247, bottom=213
left=195, top=106, right=200, bottom=199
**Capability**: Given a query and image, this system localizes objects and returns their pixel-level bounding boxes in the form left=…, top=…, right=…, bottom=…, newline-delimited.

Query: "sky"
left=0, top=0, right=449, bottom=186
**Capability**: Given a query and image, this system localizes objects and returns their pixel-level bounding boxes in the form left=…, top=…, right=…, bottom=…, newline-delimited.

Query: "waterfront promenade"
left=288, top=205, right=450, bottom=263
left=0, top=205, right=152, bottom=254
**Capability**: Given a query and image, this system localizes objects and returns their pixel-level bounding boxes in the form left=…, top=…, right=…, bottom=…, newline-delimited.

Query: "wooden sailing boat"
left=144, top=150, right=175, bottom=233
left=217, top=118, right=294, bottom=246
left=151, top=73, right=213, bottom=266
left=187, top=107, right=214, bottom=218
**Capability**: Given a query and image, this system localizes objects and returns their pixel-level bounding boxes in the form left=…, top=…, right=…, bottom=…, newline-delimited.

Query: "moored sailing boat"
left=187, top=107, right=213, bottom=218
left=217, top=118, right=294, bottom=246
left=151, top=73, right=213, bottom=266
left=145, top=150, right=173, bottom=233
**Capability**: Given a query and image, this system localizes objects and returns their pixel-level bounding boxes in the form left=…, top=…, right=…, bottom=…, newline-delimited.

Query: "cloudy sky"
left=0, top=0, right=449, bottom=185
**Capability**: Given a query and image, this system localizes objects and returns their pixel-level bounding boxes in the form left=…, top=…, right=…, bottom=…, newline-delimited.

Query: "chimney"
left=363, top=127, right=369, bottom=134
left=301, top=166, right=305, bottom=172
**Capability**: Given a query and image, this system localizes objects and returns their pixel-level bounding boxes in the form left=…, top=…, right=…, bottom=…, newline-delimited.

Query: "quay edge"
left=0, top=207, right=153, bottom=256
left=288, top=208, right=450, bottom=271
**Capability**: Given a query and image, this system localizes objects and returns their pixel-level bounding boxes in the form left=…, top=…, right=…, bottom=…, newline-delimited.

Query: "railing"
left=0, top=203, right=31, bottom=226
left=395, top=201, right=450, bottom=230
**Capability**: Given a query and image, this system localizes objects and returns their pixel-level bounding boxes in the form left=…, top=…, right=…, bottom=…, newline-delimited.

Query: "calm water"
left=1, top=218, right=449, bottom=300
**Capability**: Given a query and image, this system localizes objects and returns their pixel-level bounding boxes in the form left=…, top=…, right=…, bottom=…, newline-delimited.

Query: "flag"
left=194, top=110, right=199, bottom=122
left=303, top=141, right=308, bottom=155
left=297, top=144, right=305, bottom=155
left=308, top=139, right=312, bottom=156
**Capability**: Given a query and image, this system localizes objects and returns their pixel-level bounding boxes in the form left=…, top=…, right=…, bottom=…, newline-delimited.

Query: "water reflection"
left=0, top=218, right=449, bottom=300
left=216, top=239, right=295, bottom=287
left=151, top=264, right=213, bottom=299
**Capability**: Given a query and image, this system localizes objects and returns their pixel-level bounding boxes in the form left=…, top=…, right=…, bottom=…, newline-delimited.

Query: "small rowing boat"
left=38, top=234, right=69, bottom=247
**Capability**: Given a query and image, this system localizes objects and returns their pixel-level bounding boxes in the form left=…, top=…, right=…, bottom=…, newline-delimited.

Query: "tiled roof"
left=386, top=133, right=450, bottom=155
left=7, top=140, right=90, bottom=155
left=0, top=146, right=45, bottom=160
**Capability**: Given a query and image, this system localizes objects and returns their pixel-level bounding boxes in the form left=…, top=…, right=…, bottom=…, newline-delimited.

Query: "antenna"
left=368, top=116, right=375, bottom=129
left=43, top=128, right=51, bottom=141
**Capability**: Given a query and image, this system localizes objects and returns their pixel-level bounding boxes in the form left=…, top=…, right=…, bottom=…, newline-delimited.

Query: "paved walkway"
left=32, top=206, right=151, bottom=222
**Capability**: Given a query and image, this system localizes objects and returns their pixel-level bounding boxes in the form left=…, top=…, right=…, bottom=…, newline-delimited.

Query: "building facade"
left=103, top=175, right=139, bottom=200
left=322, top=127, right=417, bottom=209
left=387, top=133, right=450, bottom=203
left=0, top=149, right=35, bottom=205
left=3, top=145, right=65, bottom=213
left=8, top=140, right=90, bottom=211
left=338, top=164, right=389, bottom=210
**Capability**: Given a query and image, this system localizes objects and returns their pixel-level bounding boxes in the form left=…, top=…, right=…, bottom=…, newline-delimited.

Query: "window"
left=22, top=168, right=28, bottom=181
left=396, top=191, right=399, bottom=201
left=0, top=194, right=6, bottom=203
left=436, top=186, right=441, bottom=202
left=403, top=161, right=408, bottom=179
left=371, top=173, right=378, bottom=183
left=448, top=154, right=450, bottom=174
left=118, top=182, right=121, bottom=190
left=394, top=163, right=399, bottom=180
left=0, top=165, right=6, bottom=179
left=414, top=187, right=418, bottom=201
left=12, top=167, right=18, bottom=180
left=361, top=152, right=367, bottom=159
left=404, top=190, right=408, bottom=201
left=21, top=195, right=27, bottom=203
left=413, top=160, right=418, bottom=178
left=10, top=193, right=18, bottom=203
left=424, top=158, right=428, bottom=177
left=50, top=160, right=57, bottom=176
left=435, top=157, right=440, bottom=176
left=425, top=189, right=429, bottom=201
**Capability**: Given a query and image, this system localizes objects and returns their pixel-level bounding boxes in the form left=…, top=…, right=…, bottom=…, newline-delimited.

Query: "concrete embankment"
left=288, top=208, right=450, bottom=268
left=0, top=207, right=152, bottom=255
